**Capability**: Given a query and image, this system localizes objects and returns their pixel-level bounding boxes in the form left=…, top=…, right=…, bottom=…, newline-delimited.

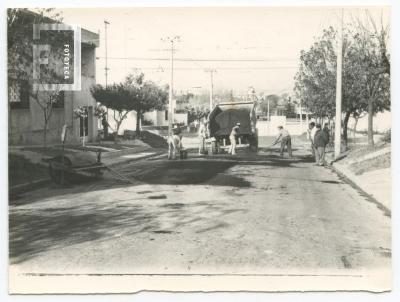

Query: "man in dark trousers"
left=323, top=123, right=330, bottom=148
left=314, top=123, right=329, bottom=166
left=271, top=126, right=292, bottom=157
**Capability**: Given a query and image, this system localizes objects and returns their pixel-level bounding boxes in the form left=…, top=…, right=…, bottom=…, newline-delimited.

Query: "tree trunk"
left=43, top=123, right=48, bottom=147
left=343, top=111, right=351, bottom=149
left=136, top=110, right=141, bottom=137
left=82, top=125, right=86, bottom=147
left=353, top=117, right=359, bottom=145
left=43, top=129, right=46, bottom=147
left=368, top=96, right=374, bottom=147
left=114, top=121, right=121, bottom=143
left=8, top=102, right=12, bottom=143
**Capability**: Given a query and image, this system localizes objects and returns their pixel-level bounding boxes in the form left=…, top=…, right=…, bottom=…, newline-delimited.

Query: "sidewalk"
left=102, top=149, right=166, bottom=168
left=330, top=146, right=391, bottom=213
left=9, top=143, right=167, bottom=195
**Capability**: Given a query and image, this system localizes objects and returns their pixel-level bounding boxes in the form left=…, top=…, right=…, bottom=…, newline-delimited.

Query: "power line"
left=106, top=66, right=298, bottom=70
left=95, top=56, right=298, bottom=62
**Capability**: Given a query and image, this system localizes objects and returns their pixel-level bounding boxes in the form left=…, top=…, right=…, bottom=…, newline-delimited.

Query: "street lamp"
left=104, top=20, right=110, bottom=87
left=104, top=20, right=110, bottom=123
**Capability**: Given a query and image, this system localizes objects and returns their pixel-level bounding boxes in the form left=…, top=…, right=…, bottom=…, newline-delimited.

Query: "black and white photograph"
left=4, top=2, right=396, bottom=295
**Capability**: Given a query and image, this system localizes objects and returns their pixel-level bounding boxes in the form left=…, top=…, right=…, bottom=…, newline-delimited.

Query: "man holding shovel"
left=271, top=126, right=292, bottom=157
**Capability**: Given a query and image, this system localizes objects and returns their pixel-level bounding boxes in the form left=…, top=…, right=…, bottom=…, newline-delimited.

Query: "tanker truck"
left=206, top=101, right=258, bottom=154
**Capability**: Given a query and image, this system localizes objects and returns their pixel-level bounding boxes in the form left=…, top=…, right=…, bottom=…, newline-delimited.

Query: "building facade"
left=8, top=10, right=100, bottom=145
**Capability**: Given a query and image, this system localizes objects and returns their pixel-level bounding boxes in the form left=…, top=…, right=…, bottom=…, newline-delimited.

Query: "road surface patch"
left=147, top=195, right=167, bottom=199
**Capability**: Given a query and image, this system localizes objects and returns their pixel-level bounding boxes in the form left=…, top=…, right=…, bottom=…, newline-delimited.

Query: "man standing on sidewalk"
left=307, top=122, right=316, bottom=157
left=272, top=126, right=292, bottom=157
left=314, top=123, right=329, bottom=166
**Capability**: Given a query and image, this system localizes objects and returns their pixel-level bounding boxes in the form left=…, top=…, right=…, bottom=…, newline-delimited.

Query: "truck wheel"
left=249, top=136, right=258, bottom=152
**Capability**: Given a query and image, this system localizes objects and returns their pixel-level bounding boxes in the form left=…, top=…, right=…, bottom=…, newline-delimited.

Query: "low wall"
left=257, top=119, right=307, bottom=137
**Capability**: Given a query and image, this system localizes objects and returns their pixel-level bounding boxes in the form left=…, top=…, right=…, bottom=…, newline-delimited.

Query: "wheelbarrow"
left=47, top=149, right=107, bottom=185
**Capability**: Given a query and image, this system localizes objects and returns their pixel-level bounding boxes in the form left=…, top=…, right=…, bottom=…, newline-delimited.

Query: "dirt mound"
left=140, top=131, right=168, bottom=149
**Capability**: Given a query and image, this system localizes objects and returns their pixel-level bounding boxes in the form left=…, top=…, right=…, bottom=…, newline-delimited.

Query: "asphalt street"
left=9, top=139, right=391, bottom=275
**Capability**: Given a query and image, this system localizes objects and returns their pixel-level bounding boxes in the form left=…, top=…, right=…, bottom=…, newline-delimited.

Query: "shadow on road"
left=10, top=151, right=312, bottom=206
left=9, top=196, right=248, bottom=264
left=9, top=150, right=315, bottom=265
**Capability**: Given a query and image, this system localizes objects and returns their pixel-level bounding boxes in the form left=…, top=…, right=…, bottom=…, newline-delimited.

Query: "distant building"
left=8, top=9, right=100, bottom=145
left=143, top=110, right=188, bottom=127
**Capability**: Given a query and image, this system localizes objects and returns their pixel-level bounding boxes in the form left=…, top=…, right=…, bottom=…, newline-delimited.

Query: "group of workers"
left=308, top=122, right=330, bottom=166
left=198, top=120, right=241, bottom=155
left=269, top=122, right=330, bottom=164
left=168, top=119, right=330, bottom=164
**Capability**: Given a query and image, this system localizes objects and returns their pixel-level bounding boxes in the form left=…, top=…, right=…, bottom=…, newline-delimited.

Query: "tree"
left=91, top=83, right=136, bottom=141
left=34, top=86, right=64, bottom=147
left=294, top=22, right=390, bottom=147
left=186, top=105, right=210, bottom=124
left=8, top=8, right=63, bottom=80
left=124, top=73, right=168, bottom=136
left=351, top=12, right=390, bottom=146
left=294, top=27, right=337, bottom=124
left=91, top=73, right=168, bottom=139
left=176, top=92, right=194, bottom=111
left=259, top=94, right=280, bottom=117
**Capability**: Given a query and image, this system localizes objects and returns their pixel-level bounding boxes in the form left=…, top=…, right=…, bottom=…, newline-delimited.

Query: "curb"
left=330, top=162, right=391, bottom=217
left=105, top=151, right=167, bottom=169
left=101, top=146, right=152, bottom=159
left=10, top=178, right=51, bottom=196
left=9, top=151, right=168, bottom=196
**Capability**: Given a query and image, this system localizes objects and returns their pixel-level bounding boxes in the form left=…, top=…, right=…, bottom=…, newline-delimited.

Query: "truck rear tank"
left=206, top=101, right=258, bottom=154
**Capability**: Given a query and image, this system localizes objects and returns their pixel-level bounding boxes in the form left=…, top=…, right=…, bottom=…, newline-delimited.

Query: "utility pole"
left=205, top=69, right=217, bottom=110
left=104, top=20, right=110, bottom=123
left=104, top=20, right=110, bottom=87
left=334, top=9, right=343, bottom=158
left=162, top=36, right=180, bottom=138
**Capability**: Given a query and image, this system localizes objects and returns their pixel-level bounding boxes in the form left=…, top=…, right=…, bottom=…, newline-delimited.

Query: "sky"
left=59, top=6, right=389, bottom=96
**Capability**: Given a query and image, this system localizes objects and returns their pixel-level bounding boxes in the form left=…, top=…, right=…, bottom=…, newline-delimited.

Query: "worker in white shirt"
left=198, top=120, right=208, bottom=155
left=228, top=122, right=241, bottom=155
left=168, top=125, right=183, bottom=160
left=307, top=122, right=317, bottom=157
left=271, top=126, right=292, bottom=157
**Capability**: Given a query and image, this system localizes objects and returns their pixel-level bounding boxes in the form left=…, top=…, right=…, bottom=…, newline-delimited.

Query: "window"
left=165, top=110, right=168, bottom=121
left=79, top=107, right=89, bottom=137
left=9, top=80, right=30, bottom=109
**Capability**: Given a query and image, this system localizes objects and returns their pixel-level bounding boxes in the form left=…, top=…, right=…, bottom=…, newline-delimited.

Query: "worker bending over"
left=168, top=125, right=183, bottom=160
left=271, top=125, right=292, bottom=157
